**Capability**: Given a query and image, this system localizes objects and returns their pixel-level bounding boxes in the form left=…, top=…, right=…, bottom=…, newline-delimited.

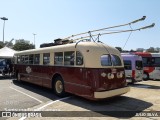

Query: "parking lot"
left=0, top=75, right=160, bottom=120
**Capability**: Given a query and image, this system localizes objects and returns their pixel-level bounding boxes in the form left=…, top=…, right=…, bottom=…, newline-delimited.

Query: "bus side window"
left=43, top=53, right=50, bottom=65
left=76, top=51, right=83, bottom=65
left=29, top=54, right=34, bottom=64
left=64, top=51, right=75, bottom=66
left=21, top=55, right=25, bottom=64
left=24, top=55, right=29, bottom=64
left=17, top=56, right=21, bottom=64
left=155, top=57, right=160, bottom=67
left=54, top=52, right=63, bottom=65
left=34, top=54, right=40, bottom=65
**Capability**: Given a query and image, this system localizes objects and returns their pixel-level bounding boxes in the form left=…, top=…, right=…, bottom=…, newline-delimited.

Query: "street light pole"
left=33, top=33, right=36, bottom=48
left=0, top=17, right=8, bottom=44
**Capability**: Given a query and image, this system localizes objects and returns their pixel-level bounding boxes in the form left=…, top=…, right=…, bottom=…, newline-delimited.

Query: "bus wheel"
left=143, top=73, right=149, bottom=81
left=17, top=73, right=21, bottom=81
left=54, top=77, right=66, bottom=97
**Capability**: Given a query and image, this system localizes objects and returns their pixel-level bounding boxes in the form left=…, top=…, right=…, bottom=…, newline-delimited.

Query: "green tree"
left=0, top=41, right=4, bottom=49
left=13, top=42, right=35, bottom=51
left=146, top=47, right=158, bottom=53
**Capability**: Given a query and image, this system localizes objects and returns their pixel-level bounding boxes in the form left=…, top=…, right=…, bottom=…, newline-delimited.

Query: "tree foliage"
left=0, top=41, right=4, bottom=49
left=13, top=42, right=35, bottom=51
left=146, top=47, right=159, bottom=53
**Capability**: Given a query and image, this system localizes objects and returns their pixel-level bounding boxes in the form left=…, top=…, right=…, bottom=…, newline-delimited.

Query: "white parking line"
left=19, top=96, right=71, bottom=120
left=10, top=87, right=43, bottom=103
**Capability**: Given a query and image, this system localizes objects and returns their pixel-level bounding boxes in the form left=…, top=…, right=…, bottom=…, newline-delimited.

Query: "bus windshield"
left=123, top=60, right=131, bottom=70
left=101, top=54, right=122, bottom=66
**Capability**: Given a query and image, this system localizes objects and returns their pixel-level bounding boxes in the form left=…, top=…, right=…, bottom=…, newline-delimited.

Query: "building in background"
left=15, top=39, right=30, bottom=44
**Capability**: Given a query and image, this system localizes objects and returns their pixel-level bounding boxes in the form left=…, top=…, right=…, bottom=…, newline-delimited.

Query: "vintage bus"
left=121, top=53, right=143, bottom=84
left=135, top=52, right=160, bottom=80
left=13, top=41, right=130, bottom=100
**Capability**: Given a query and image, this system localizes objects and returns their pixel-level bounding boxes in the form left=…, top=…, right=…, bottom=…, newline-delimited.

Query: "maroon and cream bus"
left=13, top=41, right=130, bottom=100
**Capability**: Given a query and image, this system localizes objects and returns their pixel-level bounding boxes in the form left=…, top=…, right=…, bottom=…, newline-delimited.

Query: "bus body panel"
left=121, top=53, right=143, bottom=83
left=14, top=42, right=129, bottom=100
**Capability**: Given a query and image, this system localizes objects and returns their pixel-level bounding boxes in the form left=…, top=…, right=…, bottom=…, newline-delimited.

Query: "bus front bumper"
left=94, top=87, right=130, bottom=99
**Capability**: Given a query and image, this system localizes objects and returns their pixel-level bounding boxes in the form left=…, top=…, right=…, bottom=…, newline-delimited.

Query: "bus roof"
left=121, top=53, right=142, bottom=61
left=135, top=52, right=160, bottom=57
left=14, top=41, right=120, bottom=55
left=14, top=41, right=123, bottom=68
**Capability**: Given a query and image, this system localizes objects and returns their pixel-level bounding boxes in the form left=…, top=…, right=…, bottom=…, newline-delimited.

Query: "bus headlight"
left=108, top=73, right=114, bottom=79
left=117, top=72, right=123, bottom=78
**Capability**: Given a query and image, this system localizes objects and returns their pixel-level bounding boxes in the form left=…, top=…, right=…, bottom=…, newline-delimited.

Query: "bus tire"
left=53, top=76, right=66, bottom=97
left=143, top=73, right=149, bottom=80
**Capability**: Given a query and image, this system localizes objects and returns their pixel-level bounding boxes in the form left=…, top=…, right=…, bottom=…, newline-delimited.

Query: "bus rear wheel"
left=54, top=76, right=66, bottom=97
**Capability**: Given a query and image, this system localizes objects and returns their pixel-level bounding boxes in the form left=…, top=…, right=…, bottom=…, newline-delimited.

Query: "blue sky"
left=0, top=0, right=159, bottom=50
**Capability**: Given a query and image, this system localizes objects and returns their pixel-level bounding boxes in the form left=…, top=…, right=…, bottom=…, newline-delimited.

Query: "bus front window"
left=124, top=60, right=132, bottom=70
left=111, top=55, right=122, bottom=66
left=101, top=55, right=112, bottom=66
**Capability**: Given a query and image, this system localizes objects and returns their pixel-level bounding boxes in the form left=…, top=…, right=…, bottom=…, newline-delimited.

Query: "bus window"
left=101, top=55, right=112, bottom=66
left=17, top=56, right=21, bottom=64
left=154, top=57, right=160, bottom=67
left=43, top=53, right=50, bottom=65
left=34, top=54, right=40, bottom=65
left=24, top=55, right=29, bottom=64
left=142, top=57, right=148, bottom=66
left=29, top=54, right=34, bottom=64
left=124, top=60, right=132, bottom=70
left=136, top=60, right=143, bottom=70
left=64, top=51, right=75, bottom=66
left=111, top=55, right=122, bottom=66
left=0, top=59, right=6, bottom=66
left=54, top=52, right=63, bottom=65
left=76, top=51, right=83, bottom=65
left=142, top=57, right=152, bottom=67
left=20, top=55, right=25, bottom=64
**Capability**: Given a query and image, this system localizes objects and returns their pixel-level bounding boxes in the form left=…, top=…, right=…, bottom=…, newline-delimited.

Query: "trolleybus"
left=13, top=41, right=130, bottom=100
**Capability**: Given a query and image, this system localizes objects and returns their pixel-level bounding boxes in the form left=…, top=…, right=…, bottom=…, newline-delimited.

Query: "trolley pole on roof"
left=0, top=17, right=8, bottom=44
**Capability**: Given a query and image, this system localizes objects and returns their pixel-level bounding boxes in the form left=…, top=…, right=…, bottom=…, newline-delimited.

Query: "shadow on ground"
left=130, top=82, right=160, bottom=89
left=12, top=79, right=153, bottom=118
